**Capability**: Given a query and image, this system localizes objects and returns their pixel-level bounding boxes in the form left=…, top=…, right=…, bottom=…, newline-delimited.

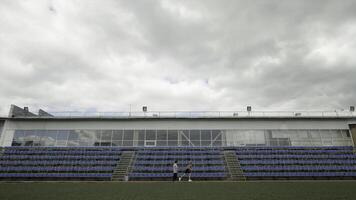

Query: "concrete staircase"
left=224, top=150, right=246, bottom=181
left=111, top=151, right=136, bottom=181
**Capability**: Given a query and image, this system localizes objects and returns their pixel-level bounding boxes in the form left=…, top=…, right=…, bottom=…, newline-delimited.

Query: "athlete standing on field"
left=179, top=160, right=192, bottom=182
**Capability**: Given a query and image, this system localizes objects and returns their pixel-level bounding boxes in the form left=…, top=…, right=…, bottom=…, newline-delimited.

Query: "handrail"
left=15, top=110, right=356, bottom=118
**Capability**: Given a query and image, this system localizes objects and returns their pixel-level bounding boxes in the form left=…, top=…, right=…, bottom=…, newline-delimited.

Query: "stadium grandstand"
left=1, top=104, right=356, bottom=181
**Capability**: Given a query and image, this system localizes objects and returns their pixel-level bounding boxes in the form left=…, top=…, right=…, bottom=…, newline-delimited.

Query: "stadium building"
left=0, top=104, right=356, bottom=181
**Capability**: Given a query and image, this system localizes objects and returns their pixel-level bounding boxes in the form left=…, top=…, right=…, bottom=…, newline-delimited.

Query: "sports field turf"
left=1, top=181, right=356, bottom=200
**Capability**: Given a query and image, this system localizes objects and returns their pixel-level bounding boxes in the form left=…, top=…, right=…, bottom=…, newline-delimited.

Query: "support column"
left=349, top=125, right=356, bottom=146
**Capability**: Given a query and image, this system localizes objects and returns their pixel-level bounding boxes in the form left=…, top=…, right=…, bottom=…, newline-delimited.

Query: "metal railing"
left=34, top=110, right=356, bottom=118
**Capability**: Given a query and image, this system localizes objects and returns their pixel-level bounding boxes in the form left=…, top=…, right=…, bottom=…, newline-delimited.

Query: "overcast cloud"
left=0, top=0, right=356, bottom=115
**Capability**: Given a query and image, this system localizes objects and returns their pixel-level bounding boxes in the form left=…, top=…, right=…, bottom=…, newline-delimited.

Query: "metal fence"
left=40, top=110, right=356, bottom=118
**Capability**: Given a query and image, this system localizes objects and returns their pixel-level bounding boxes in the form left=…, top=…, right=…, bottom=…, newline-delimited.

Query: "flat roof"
left=3, top=110, right=356, bottom=121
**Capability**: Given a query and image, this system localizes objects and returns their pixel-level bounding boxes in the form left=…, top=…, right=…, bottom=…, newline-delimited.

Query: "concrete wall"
left=3, top=118, right=351, bottom=130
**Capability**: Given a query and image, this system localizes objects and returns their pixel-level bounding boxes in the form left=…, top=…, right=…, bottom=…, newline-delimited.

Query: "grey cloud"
left=0, top=0, right=356, bottom=115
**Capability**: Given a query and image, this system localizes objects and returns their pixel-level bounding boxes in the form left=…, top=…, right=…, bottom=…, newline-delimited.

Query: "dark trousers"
left=173, top=173, right=178, bottom=181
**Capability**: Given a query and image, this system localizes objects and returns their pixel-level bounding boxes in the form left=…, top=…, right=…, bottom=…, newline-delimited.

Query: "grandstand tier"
left=1, top=146, right=356, bottom=181
left=0, top=147, right=121, bottom=180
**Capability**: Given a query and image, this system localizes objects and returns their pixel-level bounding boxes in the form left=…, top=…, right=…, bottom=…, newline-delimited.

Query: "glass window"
left=272, top=130, right=285, bottom=138
left=35, top=130, right=45, bottom=140
left=157, top=130, right=167, bottom=140
left=189, top=130, right=200, bottom=146
left=57, top=130, right=69, bottom=140
left=14, top=130, right=25, bottom=141
left=95, top=130, right=101, bottom=140
left=100, top=141, right=112, bottom=146
left=157, top=130, right=167, bottom=146
left=201, top=130, right=211, bottom=140
left=56, top=130, right=69, bottom=146
left=113, top=130, right=123, bottom=140
left=138, top=130, right=145, bottom=146
left=320, top=130, right=333, bottom=138
left=101, top=130, right=112, bottom=141
left=68, top=130, right=79, bottom=140
left=309, top=130, right=320, bottom=138
left=10, top=128, right=353, bottom=147
left=285, top=130, right=297, bottom=138
left=330, top=130, right=342, bottom=138
left=212, top=130, right=222, bottom=140
left=296, top=130, right=308, bottom=138
left=168, top=130, right=178, bottom=146
left=201, top=130, right=211, bottom=146
left=146, top=130, right=156, bottom=140
left=190, top=130, right=200, bottom=140
left=41, top=130, right=57, bottom=146
left=67, top=140, right=79, bottom=146
left=78, top=130, right=96, bottom=141
left=78, top=140, right=90, bottom=146
left=341, top=130, right=350, bottom=138
left=212, top=140, right=222, bottom=146
left=13, top=130, right=25, bottom=146
left=180, top=130, right=190, bottom=146
left=124, top=130, right=134, bottom=140
left=112, top=140, right=122, bottom=146
left=123, top=130, right=134, bottom=146
left=11, top=141, right=22, bottom=146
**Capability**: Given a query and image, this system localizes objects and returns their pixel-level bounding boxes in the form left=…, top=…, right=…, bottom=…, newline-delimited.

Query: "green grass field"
left=1, top=181, right=356, bottom=200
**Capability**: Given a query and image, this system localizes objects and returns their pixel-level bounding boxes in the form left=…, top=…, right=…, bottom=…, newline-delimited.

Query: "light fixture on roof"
left=350, top=106, right=355, bottom=112
left=247, top=106, right=252, bottom=112
left=142, top=106, right=147, bottom=112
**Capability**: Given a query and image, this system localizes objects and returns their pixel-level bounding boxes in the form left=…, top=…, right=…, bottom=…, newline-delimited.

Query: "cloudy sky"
left=0, top=0, right=356, bottom=115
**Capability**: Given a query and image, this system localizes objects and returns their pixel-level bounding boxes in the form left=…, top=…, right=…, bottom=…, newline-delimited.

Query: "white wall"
left=3, top=119, right=351, bottom=130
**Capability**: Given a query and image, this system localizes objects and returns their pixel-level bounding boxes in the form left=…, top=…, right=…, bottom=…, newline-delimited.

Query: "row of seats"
left=0, top=173, right=112, bottom=178
left=0, top=166, right=115, bottom=172
left=1, top=146, right=355, bottom=181
left=237, top=154, right=356, bottom=159
left=0, top=155, right=120, bottom=160
left=138, top=150, right=221, bottom=154
left=4, top=150, right=121, bottom=155
left=240, top=159, right=356, bottom=165
left=0, top=147, right=121, bottom=180
left=6, top=146, right=123, bottom=150
left=0, top=160, right=117, bottom=166
left=236, top=150, right=352, bottom=154
left=135, top=160, right=224, bottom=165
left=136, top=155, right=222, bottom=159
left=236, top=146, right=356, bottom=179
left=129, top=172, right=226, bottom=178
left=242, top=165, right=356, bottom=171
left=131, top=148, right=227, bottom=180
left=234, top=146, right=353, bottom=150
left=244, top=172, right=356, bottom=177
left=133, top=166, right=225, bottom=172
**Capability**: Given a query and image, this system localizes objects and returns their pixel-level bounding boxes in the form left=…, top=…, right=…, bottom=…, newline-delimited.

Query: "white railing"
left=35, top=110, right=356, bottom=118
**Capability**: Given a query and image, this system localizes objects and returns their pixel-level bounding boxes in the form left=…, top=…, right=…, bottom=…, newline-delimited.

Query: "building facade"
left=1, top=105, right=356, bottom=147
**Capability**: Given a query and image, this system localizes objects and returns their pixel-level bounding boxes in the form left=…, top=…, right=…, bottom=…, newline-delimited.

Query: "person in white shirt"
left=173, top=160, right=179, bottom=182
